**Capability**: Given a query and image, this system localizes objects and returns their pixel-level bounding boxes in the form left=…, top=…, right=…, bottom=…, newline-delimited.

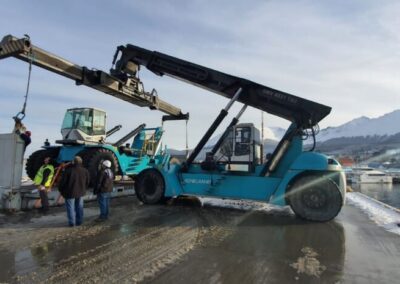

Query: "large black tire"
left=288, top=175, right=343, bottom=222
left=77, top=148, right=119, bottom=187
left=135, top=169, right=165, bottom=204
left=25, top=148, right=60, bottom=180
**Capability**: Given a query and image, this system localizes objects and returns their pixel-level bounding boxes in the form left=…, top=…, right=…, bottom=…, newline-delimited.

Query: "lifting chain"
left=13, top=34, right=33, bottom=123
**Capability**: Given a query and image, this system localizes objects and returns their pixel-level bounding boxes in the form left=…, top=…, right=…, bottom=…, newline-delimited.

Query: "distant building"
left=338, top=157, right=354, bottom=167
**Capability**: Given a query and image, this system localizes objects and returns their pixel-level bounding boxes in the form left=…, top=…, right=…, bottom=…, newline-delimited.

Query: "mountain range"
left=317, top=110, right=400, bottom=142
left=170, top=109, right=400, bottom=157
left=313, top=110, right=400, bottom=154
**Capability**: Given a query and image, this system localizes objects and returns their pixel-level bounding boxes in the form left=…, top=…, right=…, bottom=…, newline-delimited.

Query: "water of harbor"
left=351, top=183, right=400, bottom=209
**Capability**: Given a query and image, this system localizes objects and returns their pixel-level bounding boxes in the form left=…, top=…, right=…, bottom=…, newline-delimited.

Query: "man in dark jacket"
left=94, top=160, right=114, bottom=221
left=59, top=156, right=90, bottom=227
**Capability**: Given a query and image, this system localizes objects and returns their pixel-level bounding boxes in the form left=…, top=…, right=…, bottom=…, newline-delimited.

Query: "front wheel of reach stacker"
left=135, top=169, right=165, bottom=204
left=288, top=175, right=342, bottom=222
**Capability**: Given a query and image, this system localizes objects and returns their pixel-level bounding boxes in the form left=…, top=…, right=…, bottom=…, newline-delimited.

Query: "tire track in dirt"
left=0, top=199, right=144, bottom=252
left=6, top=198, right=260, bottom=283
left=15, top=207, right=202, bottom=283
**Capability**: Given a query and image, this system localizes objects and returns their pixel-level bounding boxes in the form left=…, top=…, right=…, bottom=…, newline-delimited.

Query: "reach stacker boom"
left=0, top=35, right=188, bottom=183
left=0, top=34, right=184, bottom=116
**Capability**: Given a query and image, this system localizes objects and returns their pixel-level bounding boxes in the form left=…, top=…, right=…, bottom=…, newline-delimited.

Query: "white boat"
left=346, top=167, right=392, bottom=184
left=359, top=170, right=392, bottom=183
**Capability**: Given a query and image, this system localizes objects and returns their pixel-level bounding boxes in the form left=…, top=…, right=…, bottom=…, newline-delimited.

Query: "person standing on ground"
left=33, top=157, right=54, bottom=212
left=59, top=156, right=90, bottom=227
left=94, top=160, right=114, bottom=221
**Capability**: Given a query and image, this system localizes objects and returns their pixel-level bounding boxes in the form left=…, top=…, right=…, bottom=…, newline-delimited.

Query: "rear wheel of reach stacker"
left=78, top=148, right=119, bottom=187
left=288, top=174, right=342, bottom=222
left=26, top=148, right=60, bottom=180
left=135, top=169, right=165, bottom=204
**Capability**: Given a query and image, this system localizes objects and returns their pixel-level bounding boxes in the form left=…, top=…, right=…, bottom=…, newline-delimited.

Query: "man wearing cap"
left=34, top=157, right=54, bottom=212
left=59, top=156, right=90, bottom=227
left=94, top=160, right=114, bottom=221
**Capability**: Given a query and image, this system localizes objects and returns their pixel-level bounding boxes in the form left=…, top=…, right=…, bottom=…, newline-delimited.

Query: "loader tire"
left=26, top=148, right=60, bottom=180
left=135, top=169, right=165, bottom=204
left=288, top=175, right=343, bottom=222
left=78, top=148, right=119, bottom=187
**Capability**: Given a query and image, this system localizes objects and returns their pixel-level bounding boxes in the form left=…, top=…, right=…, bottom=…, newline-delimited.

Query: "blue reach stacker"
left=25, top=109, right=188, bottom=185
left=110, top=44, right=347, bottom=222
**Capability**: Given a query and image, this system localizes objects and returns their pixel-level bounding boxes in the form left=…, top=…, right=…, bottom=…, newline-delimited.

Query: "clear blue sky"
left=1, top=0, right=399, bottom=155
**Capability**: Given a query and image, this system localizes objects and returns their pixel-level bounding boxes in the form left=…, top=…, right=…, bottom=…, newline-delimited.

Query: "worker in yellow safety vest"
left=34, top=157, right=55, bottom=212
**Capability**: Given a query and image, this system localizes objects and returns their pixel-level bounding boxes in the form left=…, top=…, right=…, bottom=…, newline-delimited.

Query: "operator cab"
left=130, top=127, right=163, bottom=157
left=202, top=123, right=262, bottom=172
left=58, top=107, right=106, bottom=145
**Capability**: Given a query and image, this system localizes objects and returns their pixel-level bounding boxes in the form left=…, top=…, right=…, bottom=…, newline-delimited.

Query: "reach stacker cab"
left=215, top=123, right=262, bottom=171
left=110, top=44, right=347, bottom=222
left=60, top=107, right=108, bottom=145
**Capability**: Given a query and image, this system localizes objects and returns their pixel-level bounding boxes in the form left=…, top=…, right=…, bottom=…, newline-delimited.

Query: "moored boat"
left=359, top=170, right=392, bottom=183
left=346, top=167, right=392, bottom=184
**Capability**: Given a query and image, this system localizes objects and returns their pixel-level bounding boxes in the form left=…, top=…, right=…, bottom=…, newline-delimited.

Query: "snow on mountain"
left=318, top=110, right=400, bottom=142
left=264, top=127, right=286, bottom=141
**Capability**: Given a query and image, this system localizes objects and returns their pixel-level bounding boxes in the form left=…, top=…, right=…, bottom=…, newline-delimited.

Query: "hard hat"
left=102, top=160, right=112, bottom=168
left=25, top=131, right=31, bottom=137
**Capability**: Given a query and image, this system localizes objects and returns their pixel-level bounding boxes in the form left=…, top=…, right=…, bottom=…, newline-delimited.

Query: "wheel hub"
left=302, top=189, right=327, bottom=209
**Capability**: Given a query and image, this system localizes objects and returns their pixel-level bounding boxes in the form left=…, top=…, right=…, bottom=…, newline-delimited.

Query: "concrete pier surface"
left=0, top=196, right=399, bottom=283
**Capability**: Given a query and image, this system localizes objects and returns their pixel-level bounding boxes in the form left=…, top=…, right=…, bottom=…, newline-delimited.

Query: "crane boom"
left=0, top=35, right=184, bottom=117
left=112, top=44, right=331, bottom=128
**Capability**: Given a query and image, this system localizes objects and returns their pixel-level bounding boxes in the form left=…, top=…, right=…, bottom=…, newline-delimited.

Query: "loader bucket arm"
left=0, top=35, right=185, bottom=117
left=113, top=44, right=331, bottom=128
left=113, top=123, right=146, bottom=147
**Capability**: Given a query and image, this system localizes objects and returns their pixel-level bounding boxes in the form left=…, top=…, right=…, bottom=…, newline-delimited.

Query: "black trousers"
left=39, top=190, right=49, bottom=210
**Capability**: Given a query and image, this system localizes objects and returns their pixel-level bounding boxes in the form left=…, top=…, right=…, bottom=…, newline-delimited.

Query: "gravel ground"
left=0, top=196, right=399, bottom=283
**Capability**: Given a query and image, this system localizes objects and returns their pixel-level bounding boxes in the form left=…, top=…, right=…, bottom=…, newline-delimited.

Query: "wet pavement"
left=0, top=196, right=399, bottom=283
